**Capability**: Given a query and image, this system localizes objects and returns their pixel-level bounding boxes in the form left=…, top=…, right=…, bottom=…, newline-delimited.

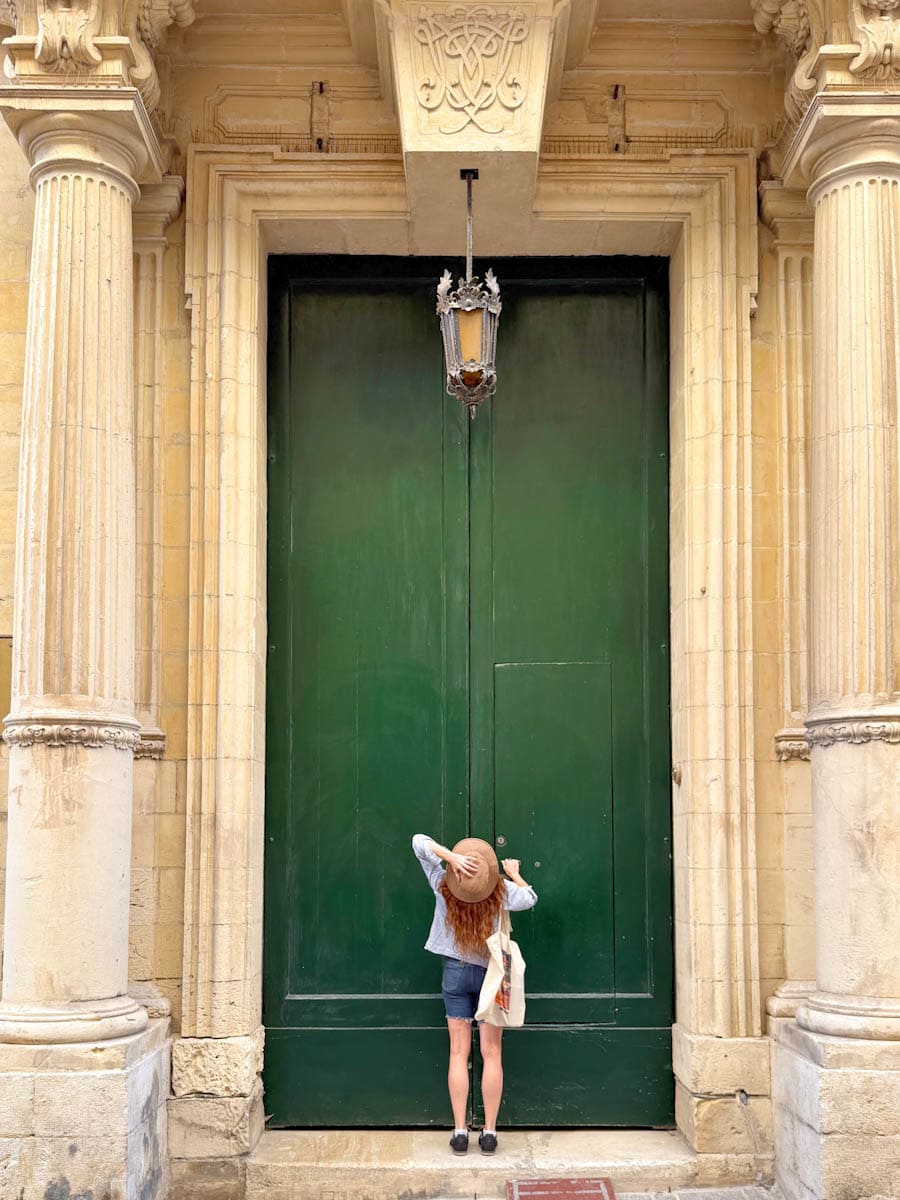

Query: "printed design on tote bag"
left=495, top=948, right=512, bottom=1011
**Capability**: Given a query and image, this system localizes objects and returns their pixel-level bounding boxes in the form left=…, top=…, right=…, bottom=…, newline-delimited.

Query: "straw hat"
left=444, top=837, right=500, bottom=903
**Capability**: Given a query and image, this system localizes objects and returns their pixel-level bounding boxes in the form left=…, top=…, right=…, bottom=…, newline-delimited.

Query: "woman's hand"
left=502, top=858, right=528, bottom=886
left=446, top=851, right=478, bottom=882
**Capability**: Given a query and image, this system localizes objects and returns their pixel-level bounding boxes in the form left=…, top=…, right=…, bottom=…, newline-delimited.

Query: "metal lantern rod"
left=461, top=168, right=478, bottom=282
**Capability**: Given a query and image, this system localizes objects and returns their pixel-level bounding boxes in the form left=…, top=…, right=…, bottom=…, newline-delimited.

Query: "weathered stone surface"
left=0, top=1135, right=35, bottom=1197
left=169, top=1078, right=264, bottom=1158
left=0, top=1071, right=33, bottom=1137
left=172, top=1028, right=264, bottom=1098
left=673, top=1027, right=771, bottom=1097
left=676, top=1083, right=773, bottom=1155
left=170, top=1153, right=247, bottom=1200
left=244, top=1129, right=772, bottom=1200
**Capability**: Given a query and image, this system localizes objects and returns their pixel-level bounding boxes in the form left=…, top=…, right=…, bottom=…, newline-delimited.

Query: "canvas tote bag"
left=475, top=908, right=526, bottom=1027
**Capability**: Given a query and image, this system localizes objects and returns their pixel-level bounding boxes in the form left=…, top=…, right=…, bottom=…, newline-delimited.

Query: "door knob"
left=496, top=835, right=507, bottom=847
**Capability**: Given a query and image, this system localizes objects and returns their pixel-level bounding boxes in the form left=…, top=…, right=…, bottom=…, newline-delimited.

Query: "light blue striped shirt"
left=412, top=833, right=539, bottom=967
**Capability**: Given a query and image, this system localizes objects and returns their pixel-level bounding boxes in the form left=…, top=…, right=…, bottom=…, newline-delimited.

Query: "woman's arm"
left=411, top=834, right=478, bottom=893
left=501, top=858, right=538, bottom=911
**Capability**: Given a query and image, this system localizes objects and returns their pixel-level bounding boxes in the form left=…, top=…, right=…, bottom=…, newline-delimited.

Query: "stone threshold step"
left=246, top=1130, right=773, bottom=1200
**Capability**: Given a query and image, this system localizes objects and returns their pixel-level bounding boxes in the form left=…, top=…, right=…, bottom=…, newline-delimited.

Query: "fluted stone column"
left=771, top=101, right=900, bottom=1200
left=0, top=109, right=149, bottom=1044
left=797, top=115, right=900, bottom=1044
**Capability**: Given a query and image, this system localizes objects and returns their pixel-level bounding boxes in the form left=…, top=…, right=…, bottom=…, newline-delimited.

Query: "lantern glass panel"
left=458, top=307, right=484, bottom=364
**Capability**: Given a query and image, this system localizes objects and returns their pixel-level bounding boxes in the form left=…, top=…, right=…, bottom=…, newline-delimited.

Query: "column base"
left=0, top=1017, right=170, bottom=1200
left=0, top=993, right=148, bottom=1043
left=797, top=991, right=900, bottom=1040
left=766, top=980, right=815, bottom=1020
left=772, top=1015, right=900, bottom=1200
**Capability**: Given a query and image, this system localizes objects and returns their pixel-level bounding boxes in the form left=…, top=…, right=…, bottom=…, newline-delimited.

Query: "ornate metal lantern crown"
left=436, top=169, right=501, bottom=418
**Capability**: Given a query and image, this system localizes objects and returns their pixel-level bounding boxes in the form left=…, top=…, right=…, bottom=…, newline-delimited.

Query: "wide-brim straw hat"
left=444, top=837, right=500, bottom=903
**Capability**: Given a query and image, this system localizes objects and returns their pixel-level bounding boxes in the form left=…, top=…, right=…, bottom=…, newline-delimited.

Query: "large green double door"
left=264, top=256, right=673, bottom=1127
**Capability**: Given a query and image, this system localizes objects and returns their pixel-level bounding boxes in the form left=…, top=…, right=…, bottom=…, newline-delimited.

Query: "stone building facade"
left=0, top=1, right=897, bottom=1198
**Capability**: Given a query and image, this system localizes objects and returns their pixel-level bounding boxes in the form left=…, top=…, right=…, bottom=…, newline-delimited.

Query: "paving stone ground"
left=617, top=1189, right=776, bottom=1200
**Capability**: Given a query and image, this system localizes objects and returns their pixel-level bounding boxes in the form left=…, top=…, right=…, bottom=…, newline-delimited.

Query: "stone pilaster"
left=772, top=95, right=900, bottom=1200
left=759, top=181, right=816, bottom=1020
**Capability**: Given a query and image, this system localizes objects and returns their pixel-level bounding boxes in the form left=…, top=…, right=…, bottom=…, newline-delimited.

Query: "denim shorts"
left=442, top=956, right=487, bottom=1021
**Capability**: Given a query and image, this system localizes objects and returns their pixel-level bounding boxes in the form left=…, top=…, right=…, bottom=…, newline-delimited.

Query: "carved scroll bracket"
left=754, top=0, right=900, bottom=154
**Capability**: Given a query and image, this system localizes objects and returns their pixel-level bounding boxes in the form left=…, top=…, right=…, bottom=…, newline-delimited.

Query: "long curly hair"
left=439, top=874, right=505, bottom=958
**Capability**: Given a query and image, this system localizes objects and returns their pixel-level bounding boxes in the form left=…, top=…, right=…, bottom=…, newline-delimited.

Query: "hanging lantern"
left=436, top=170, right=501, bottom=419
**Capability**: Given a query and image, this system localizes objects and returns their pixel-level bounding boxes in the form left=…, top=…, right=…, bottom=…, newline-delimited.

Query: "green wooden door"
left=264, top=256, right=672, bottom=1128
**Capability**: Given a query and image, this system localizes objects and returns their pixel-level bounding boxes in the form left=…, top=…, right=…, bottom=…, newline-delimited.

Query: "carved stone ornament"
left=3, top=718, right=142, bottom=751
left=134, top=727, right=166, bottom=759
left=11, top=0, right=194, bottom=112
left=0, top=0, right=18, bottom=33
left=35, top=0, right=102, bottom=71
left=752, top=0, right=821, bottom=123
left=775, top=728, right=811, bottom=761
left=806, top=716, right=900, bottom=748
left=849, top=0, right=900, bottom=78
left=413, top=4, right=531, bottom=134
left=131, top=0, right=194, bottom=112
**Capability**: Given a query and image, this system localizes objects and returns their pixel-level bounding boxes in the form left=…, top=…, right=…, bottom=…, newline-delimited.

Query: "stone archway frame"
left=175, top=145, right=770, bottom=1158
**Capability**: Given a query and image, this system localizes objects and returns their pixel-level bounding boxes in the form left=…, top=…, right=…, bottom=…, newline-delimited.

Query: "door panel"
left=264, top=257, right=672, bottom=1128
left=493, top=661, right=614, bottom=1024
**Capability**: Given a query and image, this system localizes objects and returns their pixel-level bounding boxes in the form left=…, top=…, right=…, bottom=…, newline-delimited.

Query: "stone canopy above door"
left=344, top=0, right=600, bottom=239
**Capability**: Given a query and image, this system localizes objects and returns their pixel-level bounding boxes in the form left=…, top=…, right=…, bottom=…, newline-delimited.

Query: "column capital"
left=759, top=179, right=814, bottom=246
left=781, top=94, right=900, bottom=194
left=0, top=86, right=166, bottom=189
left=134, top=173, right=185, bottom=242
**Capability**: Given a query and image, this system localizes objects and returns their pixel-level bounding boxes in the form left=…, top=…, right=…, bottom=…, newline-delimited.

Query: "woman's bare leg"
left=447, top=1017, right=472, bottom=1129
left=479, top=1022, right=504, bottom=1130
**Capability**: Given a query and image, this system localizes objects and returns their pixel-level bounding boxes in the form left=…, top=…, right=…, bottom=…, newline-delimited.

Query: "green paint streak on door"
left=264, top=257, right=672, bottom=1128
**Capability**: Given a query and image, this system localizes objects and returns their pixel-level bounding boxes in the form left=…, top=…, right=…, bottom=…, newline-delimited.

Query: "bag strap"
left=500, top=907, right=512, bottom=936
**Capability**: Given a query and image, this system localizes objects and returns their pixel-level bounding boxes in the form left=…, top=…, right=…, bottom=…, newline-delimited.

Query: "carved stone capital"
left=0, top=88, right=166, bottom=187
left=134, top=727, right=166, bottom=759
left=775, top=728, right=811, bottom=761
left=133, top=173, right=185, bottom=242
left=3, top=0, right=194, bottom=113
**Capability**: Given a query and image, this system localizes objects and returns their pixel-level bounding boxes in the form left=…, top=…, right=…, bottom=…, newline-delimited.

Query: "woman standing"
left=412, top=832, right=538, bottom=1155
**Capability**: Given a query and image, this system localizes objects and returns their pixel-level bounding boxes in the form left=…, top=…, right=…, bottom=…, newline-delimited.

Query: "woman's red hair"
left=439, top=875, right=505, bottom=958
